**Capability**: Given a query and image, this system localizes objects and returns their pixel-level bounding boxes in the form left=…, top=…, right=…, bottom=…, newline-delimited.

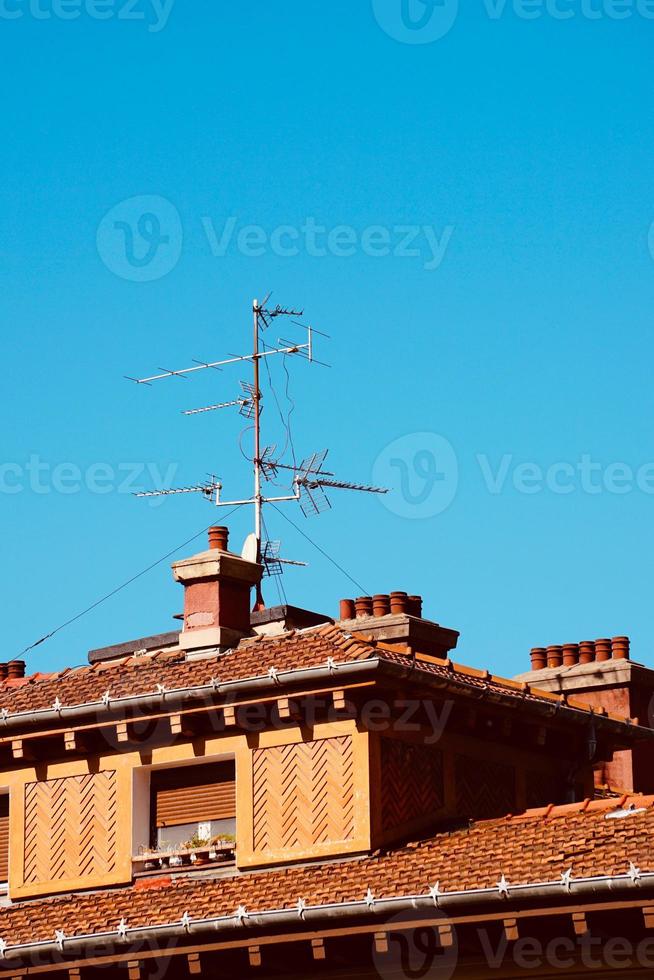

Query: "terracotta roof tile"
left=0, top=626, right=635, bottom=725
left=1, top=801, right=652, bottom=945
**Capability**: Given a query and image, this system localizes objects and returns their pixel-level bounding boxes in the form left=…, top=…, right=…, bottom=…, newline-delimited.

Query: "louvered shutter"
left=0, top=796, right=8, bottom=882
left=152, top=762, right=235, bottom=828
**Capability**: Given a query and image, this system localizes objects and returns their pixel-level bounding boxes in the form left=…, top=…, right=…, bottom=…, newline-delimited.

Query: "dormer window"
left=150, top=761, right=236, bottom=852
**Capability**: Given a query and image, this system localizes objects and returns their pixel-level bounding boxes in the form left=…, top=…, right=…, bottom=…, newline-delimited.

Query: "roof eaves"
left=2, top=869, right=653, bottom=965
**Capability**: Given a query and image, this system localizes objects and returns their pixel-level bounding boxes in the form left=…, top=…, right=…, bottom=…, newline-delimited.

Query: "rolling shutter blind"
left=152, top=762, right=235, bottom=828
left=0, top=796, right=8, bottom=882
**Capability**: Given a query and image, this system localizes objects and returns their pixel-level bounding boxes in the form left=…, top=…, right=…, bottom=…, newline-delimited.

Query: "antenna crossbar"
left=303, top=478, right=389, bottom=494
left=134, top=481, right=221, bottom=499
left=129, top=341, right=311, bottom=386
left=182, top=399, right=247, bottom=417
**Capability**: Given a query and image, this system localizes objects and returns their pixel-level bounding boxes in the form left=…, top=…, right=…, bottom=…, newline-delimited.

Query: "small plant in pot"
left=209, top=833, right=236, bottom=859
left=182, top=832, right=210, bottom=865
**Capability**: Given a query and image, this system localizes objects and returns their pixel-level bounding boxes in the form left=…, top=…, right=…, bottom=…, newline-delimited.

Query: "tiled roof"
left=0, top=626, right=372, bottom=715
left=0, top=625, right=638, bottom=726
left=1, top=797, right=653, bottom=946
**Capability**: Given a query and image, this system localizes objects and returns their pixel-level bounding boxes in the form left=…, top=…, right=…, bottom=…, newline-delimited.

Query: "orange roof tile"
left=0, top=626, right=638, bottom=730
left=1, top=800, right=652, bottom=946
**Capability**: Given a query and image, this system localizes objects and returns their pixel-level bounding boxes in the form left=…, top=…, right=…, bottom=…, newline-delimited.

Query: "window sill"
left=133, top=843, right=235, bottom=875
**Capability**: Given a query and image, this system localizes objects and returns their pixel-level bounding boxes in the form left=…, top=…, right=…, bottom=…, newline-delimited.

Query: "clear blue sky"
left=2, top=1, right=654, bottom=678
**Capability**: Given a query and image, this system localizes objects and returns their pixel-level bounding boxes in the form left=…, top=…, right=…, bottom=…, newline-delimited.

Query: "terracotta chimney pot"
left=547, top=645, right=563, bottom=669
left=530, top=648, right=547, bottom=670
left=208, top=526, right=229, bottom=552
left=355, top=596, right=373, bottom=618
left=407, top=595, right=423, bottom=618
left=7, top=661, right=25, bottom=679
left=578, top=641, right=595, bottom=664
left=562, top=643, right=579, bottom=667
left=389, top=591, right=409, bottom=615
left=0, top=664, right=8, bottom=681
left=595, top=638, right=612, bottom=662
left=372, top=594, right=390, bottom=617
left=611, top=636, right=630, bottom=660
left=339, top=599, right=356, bottom=620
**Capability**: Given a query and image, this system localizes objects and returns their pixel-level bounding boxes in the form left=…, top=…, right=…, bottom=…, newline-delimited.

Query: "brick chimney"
left=172, top=526, right=263, bottom=653
left=515, top=635, right=654, bottom=793
left=337, top=592, right=459, bottom=660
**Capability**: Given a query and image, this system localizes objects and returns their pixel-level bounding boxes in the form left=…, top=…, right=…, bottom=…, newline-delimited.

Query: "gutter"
left=2, top=870, right=653, bottom=964
left=0, top=659, right=383, bottom=733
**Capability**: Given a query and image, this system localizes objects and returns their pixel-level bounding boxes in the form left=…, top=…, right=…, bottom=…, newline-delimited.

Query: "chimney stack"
left=172, top=526, right=263, bottom=653
left=515, top=633, right=653, bottom=792
left=337, top=590, right=458, bottom=660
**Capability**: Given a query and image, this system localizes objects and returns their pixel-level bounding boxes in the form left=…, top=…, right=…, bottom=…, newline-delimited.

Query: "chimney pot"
left=208, top=526, right=229, bottom=552
left=595, top=638, right=612, bottom=662
left=339, top=599, right=356, bottom=620
left=0, top=664, right=8, bottom=681
left=578, top=641, right=595, bottom=664
left=546, top=645, right=563, bottom=669
left=372, top=594, right=390, bottom=617
left=407, top=595, right=423, bottom=618
left=562, top=643, right=579, bottom=667
left=389, top=591, right=409, bottom=615
left=354, top=596, right=373, bottom=618
left=611, top=636, right=630, bottom=660
left=7, top=661, right=25, bottom=679
left=530, top=647, right=547, bottom=670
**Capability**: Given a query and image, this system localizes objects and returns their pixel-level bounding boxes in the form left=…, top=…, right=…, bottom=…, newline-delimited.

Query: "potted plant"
left=209, top=833, right=236, bottom=860
left=182, top=832, right=210, bottom=865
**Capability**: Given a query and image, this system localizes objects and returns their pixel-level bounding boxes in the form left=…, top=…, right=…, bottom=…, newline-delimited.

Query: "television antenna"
left=128, top=298, right=388, bottom=601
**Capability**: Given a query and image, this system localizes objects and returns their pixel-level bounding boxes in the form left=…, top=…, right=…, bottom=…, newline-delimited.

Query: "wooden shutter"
left=0, top=795, right=7, bottom=882
left=152, top=762, right=235, bottom=828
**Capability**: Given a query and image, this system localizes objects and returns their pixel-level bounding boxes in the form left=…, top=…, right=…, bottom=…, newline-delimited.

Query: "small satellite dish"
left=241, top=533, right=258, bottom=564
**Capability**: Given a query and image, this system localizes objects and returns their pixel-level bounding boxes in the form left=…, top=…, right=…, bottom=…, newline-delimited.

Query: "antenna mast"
left=128, top=295, right=387, bottom=602
left=252, top=299, right=263, bottom=562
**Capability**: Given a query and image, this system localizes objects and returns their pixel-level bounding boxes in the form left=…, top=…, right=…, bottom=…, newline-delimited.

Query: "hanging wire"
left=270, top=504, right=369, bottom=597
left=12, top=506, right=242, bottom=664
left=261, top=512, right=287, bottom=606
left=260, top=339, right=297, bottom=475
